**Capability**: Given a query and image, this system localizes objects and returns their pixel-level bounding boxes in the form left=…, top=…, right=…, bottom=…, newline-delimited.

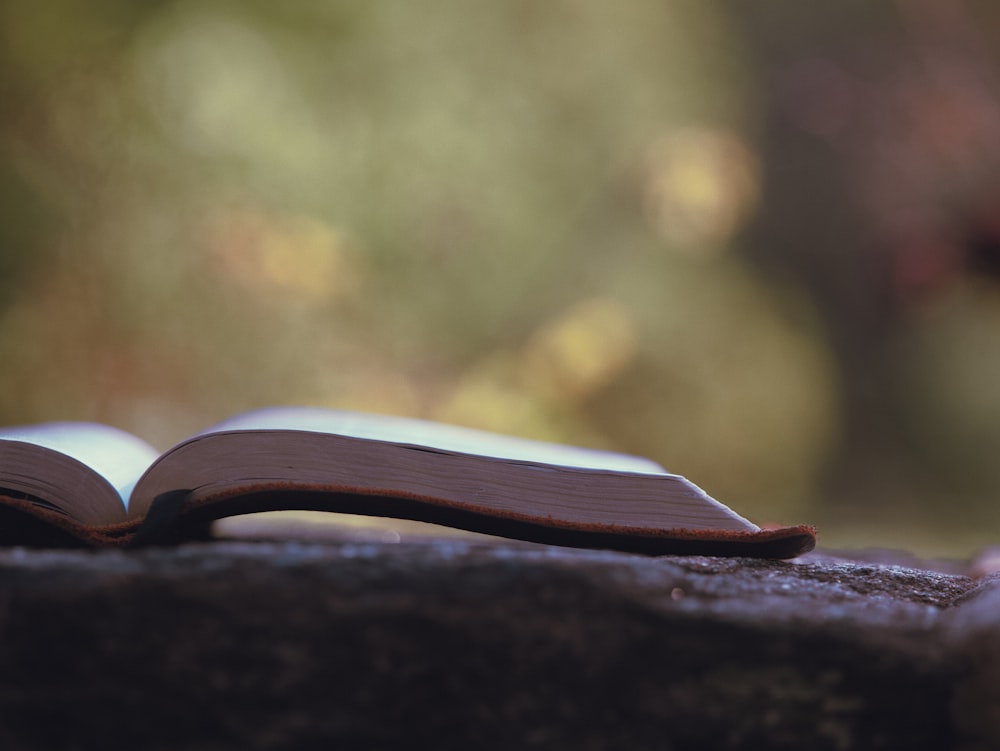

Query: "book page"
left=135, top=411, right=756, bottom=533
left=206, top=407, right=669, bottom=475
left=0, top=422, right=160, bottom=509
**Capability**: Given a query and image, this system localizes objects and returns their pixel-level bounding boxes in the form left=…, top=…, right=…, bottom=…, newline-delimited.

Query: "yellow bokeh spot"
left=209, top=209, right=363, bottom=303
left=520, top=297, right=638, bottom=401
left=642, top=127, right=759, bottom=249
left=432, top=354, right=549, bottom=437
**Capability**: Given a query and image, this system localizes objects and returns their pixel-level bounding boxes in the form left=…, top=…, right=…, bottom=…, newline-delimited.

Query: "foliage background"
left=2, top=1, right=1000, bottom=556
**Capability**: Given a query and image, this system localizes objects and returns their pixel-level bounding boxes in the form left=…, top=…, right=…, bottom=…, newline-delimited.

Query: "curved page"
left=132, top=408, right=757, bottom=533
left=0, top=422, right=160, bottom=524
left=205, top=407, right=669, bottom=474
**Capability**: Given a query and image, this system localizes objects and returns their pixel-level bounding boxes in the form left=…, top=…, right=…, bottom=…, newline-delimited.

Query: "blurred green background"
left=2, top=0, right=1000, bottom=556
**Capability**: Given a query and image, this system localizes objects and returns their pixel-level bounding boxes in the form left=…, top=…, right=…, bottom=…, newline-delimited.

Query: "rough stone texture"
left=0, top=535, right=996, bottom=750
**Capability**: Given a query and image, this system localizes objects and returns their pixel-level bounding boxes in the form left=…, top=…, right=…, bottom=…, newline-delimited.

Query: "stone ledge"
left=0, top=537, right=996, bottom=750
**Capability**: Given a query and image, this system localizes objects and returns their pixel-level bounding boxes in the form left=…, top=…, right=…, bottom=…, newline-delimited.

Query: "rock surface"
left=0, top=535, right=996, bottom=750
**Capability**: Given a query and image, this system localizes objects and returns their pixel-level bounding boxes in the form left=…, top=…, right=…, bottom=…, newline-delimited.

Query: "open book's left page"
left=0, top=423, right=161, bottom=524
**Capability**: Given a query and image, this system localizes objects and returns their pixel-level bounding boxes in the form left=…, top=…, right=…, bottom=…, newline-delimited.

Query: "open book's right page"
left=207, top=407, right=669, bottom=474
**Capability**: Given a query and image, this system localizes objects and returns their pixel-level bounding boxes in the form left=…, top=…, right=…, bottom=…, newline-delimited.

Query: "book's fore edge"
left=167, top=483, right=817, bottom=558
left=129, top=427, right=757, bottom=533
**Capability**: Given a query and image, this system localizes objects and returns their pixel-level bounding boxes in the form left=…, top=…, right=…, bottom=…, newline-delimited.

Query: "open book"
left=0, top=407, right=815, bottom=557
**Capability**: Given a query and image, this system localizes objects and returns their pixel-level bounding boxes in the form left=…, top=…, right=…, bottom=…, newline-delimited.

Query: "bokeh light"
left=642, top=127, right=759, bottom=249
